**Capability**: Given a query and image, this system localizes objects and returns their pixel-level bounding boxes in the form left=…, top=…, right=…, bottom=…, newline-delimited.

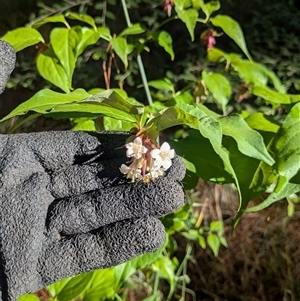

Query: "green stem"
left=120, top=0, right=153, bottom=106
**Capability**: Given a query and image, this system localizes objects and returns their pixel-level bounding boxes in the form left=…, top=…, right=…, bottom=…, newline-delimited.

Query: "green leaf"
left=66, top=12, right=97, bottom=30
left=0, top=88, right=89, bottom=121
left=246, top=181, right=300, bottom=212
left=181, top=229, right=199, bottom=240
left=71, top=118, right=97, bottom=131
left=157, top=30, right=174, bottom=60
left=48, top=90, right=143, bottom=123
left=178, top=104, right=243, bottom=205
left=103, top=116, right=135, bottom=131
left=207, top=47, right=228, bottom=62
left=219, top=114, right=275, bottom=165
left=82, top=269, right=116, bottom=301
left=1, top=27, right=45, bottom=51
left=171, top=130, right=234, bottom=183
left=50, top=27, right=80, bottom=85
left=119, top=23, right=145, bottom=36
left=57, top=272, right=93, bottom=301
left=47, top=277, right=72, bottom=297
left=192, top=0, right=220, bottom=19
left=245, top=112, right=280, bottom=133
left=231, top=59, right=268, bottom=86
left=32, top=14, right=69, bottom=28
left=97, top=27, right=111, bottom=41
left=198, top=235, right=206, bottom=249
left=111, top=37, right=128, bottom=67
left=207, top=233, right=220, bottom=256
left=73, top=27, right=102, bottom=57
left=252, top=86, right=291, bottom=105
left=210, top=15, right=252, bottom=61
left=154, top=256, right=175, bottom=284
left=36, top=47, right=70, bottom=93
left=18, top=294, right=40, bottom=301
left=148, top=78, right=174, bottom=92
left=210, top=220, right=223, bottom=234
left=275, top=102, right=300, bottom=181
left=175, top=7, right=198, bottom=41
left=202, top=70, right=231, bottom=113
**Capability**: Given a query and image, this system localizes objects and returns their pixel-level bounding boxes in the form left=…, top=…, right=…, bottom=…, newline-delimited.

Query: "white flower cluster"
left=120, top=136, right=175, bottom=182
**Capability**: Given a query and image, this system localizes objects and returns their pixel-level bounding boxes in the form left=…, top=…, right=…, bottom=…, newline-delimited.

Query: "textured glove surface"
left=0, top=40, right=16, bottom=94
left=0, top=131, right=185, bottom=301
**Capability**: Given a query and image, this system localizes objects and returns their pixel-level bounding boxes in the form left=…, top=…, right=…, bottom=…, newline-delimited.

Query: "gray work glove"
left=0, top=131, right=185, bottom=301
left=0, top=40, right=16, bottom=94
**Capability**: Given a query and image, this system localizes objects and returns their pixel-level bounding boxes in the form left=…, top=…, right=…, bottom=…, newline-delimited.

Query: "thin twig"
left=26, top=0, right=91, bottom=27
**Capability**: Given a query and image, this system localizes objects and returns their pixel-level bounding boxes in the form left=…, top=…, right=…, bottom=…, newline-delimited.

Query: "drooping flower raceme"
left=120, top=135, right=175, bottom=183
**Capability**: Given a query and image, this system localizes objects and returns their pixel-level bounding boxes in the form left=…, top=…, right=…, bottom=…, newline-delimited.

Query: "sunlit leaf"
left=57, top=272, right=93, bottom=301
left=202, top=70, right=231, bottom=113
left=111, top=37, right=128, bottom=67
left=1, top=27, right=44, bottom=51
left=18, top=294, right=40, bottom=301
left=175, top=7, right=198, bottom=41
left=36, top=47, right=71, bottom=93
left=0, top=89, right=89, bottom=121
left=252, top=86, right=291, bottom=105
left=210, top=15, right=252, bottom=60
left=207, top=233, right=220, bottom=256
left=219, top=114, right=275, bottom=165
left=32, top=14, right=69, bottom=29
left=192, top=0, right=220, bottom=19
left=119, top=23, right=145, bottom=36
left=66, top=12, right=97, bottom=30
left=50, top=27, right=80, bottom=85
left=157, top=30, right=174, bottom=60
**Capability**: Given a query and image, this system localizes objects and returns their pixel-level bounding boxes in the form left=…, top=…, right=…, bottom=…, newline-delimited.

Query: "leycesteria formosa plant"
left=120, top=133, right=175, bottom=183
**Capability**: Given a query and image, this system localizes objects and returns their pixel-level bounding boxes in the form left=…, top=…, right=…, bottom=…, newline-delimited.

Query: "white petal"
left=150, top=148, right=161, bottom=159
left=160, top=142, right=171, bottom=151
left=168, top=149, right=175, bottom=159
left=120, top=164, right=130, bottom=174
left=161, top=158, right=172, bottom=170
left=134, top=137, right=143, bottom=145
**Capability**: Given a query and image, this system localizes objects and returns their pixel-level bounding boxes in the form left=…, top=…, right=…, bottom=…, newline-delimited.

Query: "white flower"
left=125, top=137, right=147, bottom=159
left=150, top=142, right=175, bottom=171
left=120, top=163, right=142, bottom=181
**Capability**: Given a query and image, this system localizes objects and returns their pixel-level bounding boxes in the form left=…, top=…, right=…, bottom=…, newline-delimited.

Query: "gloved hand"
left=0, top=131, right=185, bottom=301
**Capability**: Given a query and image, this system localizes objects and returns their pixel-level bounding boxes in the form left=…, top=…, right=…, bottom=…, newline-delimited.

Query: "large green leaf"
left=111, top=37, right=128, bottom=68
left=246, top=103, right=300, bottom=212
left=73, top=26, right=102, bottom=57
left=0, top=89, right=89, bottom=121
left=48, top=90, right=144, bottom=123
left=47, top=278, right=72, bottom=297
left=175, top=7, right=198, bottom=41
left=157, top=30, right=175, bottom=61
left=252, top=86, right=291, bottom=105
left=172, top=129, right=234, bottom=183
left=192, top=0, right=220, bottom=20
left=32, top=14, right=69, bottom=28
left=179, top=104, right=242, bottom=202
left=57, top=272, right=93, bottom=301
left=202, top=70, right=231, bottom=114
left=50, top=27, right=80, bottom=85
left=66, top=12, right=97, bottom=30
left=246, top=181, right=300, bottom=212
left=219, top=114, right=275, bottom=165
left=1, top=27, right=44, bottom=51
left=36, top=46, right=71, bottom=93
left=119, top=23, right=145, bottom=36
left=244, top=112, right=280, bottom=133
left=210, top=15, right=252, bottom=61
left=231, top=60, right=268, bottom=86
left=18, top=294, right=40, bottom=301
left=275, top=102, right=300, bottom=181
left=82, top=269, right=116, bottom=301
